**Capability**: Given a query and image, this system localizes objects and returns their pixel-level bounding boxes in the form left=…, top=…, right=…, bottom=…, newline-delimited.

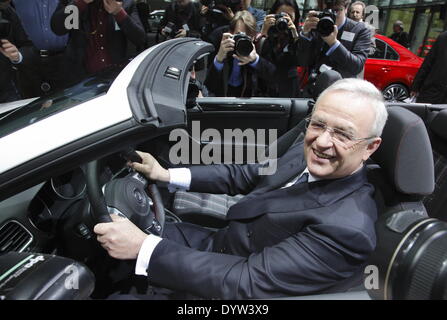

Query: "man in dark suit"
left=411, top=31, right=447, bottom=104
left=50, top=0, right=146, bottom=86
left=296, top=0, right=371, bottom=79
left=94, top=78, right=388, bottom=299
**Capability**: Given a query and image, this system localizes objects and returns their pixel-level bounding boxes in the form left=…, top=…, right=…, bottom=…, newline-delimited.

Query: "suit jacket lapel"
left=239, top=142, right=306, bottom=199
left=227, top=161, right=369, bottom=221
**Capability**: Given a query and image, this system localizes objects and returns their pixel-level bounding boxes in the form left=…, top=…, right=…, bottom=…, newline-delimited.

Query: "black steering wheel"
left=85, top=156, right=165, bottom=236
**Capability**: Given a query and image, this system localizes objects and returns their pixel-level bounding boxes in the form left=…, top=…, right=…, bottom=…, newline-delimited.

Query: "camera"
left=316, top=10, right=336, bottom=37
left=186, top=78, right=200, bottom=108
left=0, top=11, right=10, bottom=39
left=162, top=22, right=178, bottom=39
left=232, top=32, right=253, bottom=57
left=366, top=210, right=447, bottom=300
left=310, top=0, right=337, bottom=37
left=200, top=0, right=241, bottom=17
left=274, top=12, right=289, bottom=33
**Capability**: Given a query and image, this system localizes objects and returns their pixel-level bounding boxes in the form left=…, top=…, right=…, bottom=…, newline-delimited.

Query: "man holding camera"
left=297, top=0, right=371, bottom=80
left=0, top=0, right=34, bottom=103
left=159, top=0, right=202, bottom=41
left=51, top=0, right=146, bottom=85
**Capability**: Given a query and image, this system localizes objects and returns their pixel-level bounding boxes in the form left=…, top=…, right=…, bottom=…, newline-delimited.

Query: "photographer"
left=296, top=0, right=371, bottom=80
left=0, top=0, right=34, bottom=103
left=256, top=0, right=300, bottom=97
left=159, top=0, right=202, bottom=41
left=204, top=10, right=267, bottom=97
left=199, top=0, right=240, bottom=45
left=51, top=0, right=146, bottom=86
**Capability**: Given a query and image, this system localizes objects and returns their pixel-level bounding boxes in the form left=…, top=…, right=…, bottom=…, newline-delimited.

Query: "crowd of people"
left=0, top=0, right=446, bottom=104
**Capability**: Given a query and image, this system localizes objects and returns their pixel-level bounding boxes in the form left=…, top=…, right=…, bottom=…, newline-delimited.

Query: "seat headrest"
left=430, top=109, right=447, bottom=141
left=312, top=70, right=343, bottom=100
left=371, top=106, right=434, bottom=196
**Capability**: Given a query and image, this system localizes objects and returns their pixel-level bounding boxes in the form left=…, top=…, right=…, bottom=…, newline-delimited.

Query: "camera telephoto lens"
left=233, top=32, right=253, bottom=57
left=275, top=12, right=289, bottom=32
left=317, top=11, right=336, bottom=37
left=366, top=210, right=447, bottom=300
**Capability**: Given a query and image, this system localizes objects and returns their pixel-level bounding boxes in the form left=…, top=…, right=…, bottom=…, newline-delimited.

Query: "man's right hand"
left=216, top=33, right=234, bottom=63
left=200, top=5, right=209, bottom=15
left=302, top=11, right=319, bottom=34
left=0, top=40, right=20, bottom=63
left=128, top=151, right=170, bottom=182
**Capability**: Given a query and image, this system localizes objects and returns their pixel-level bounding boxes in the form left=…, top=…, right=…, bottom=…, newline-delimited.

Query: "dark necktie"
left=294, top=172, right=309, bottom=186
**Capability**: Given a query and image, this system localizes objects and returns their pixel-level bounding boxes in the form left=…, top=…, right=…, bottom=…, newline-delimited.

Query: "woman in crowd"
left=256, top=0, right=301, bottom=97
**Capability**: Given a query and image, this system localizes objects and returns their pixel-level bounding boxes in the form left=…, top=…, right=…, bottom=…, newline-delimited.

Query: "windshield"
left=0, top=69, right=118, bottom=139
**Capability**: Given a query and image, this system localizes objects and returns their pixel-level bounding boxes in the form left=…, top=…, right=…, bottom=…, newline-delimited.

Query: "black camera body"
left=0, top=10, right=10, bottom=39
left=163, top=21, right=178, bottom=39
left=274, top=12, right=289, bottom=33
left=201, top=0, right=241, bottom=17
left=232, top=32, right=253, bottom=57
left=316, top=9, right=336, bottom=37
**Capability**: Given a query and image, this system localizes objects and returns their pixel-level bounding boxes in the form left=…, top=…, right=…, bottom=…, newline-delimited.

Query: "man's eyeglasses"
left=304, top=118, right=376, bottom=148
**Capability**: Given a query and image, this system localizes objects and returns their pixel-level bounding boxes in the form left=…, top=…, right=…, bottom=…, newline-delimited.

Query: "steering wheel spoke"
left=86, top=159, right=165, bottom=237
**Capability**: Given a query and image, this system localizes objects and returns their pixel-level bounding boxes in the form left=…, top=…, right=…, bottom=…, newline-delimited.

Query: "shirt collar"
left=302, top=163, right=364, bottom=183
left=301, top=167, right=320, bottom=183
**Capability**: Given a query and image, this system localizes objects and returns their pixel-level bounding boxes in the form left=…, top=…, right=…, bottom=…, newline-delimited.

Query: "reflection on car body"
left=365, top=34, right=423, bottom=102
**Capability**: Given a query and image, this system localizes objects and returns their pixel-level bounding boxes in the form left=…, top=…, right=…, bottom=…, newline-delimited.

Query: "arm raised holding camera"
left=216, top=32, right=234, bottom=62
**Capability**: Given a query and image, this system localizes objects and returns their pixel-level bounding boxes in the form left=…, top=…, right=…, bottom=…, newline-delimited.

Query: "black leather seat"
left=423, top=108, right=447, bottom=220
left=368, top=106, right=434, bottom=216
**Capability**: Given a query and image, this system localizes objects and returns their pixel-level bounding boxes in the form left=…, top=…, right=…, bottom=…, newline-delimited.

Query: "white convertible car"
left=0, top=38, right=446, bottom=300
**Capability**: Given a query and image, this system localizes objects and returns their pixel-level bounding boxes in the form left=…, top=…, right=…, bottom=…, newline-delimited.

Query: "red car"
left=365, top=34, right=423, bottom=102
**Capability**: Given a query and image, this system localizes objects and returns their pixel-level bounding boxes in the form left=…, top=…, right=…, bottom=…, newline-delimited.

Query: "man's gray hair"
left=316, top=78, right=388, bottom=137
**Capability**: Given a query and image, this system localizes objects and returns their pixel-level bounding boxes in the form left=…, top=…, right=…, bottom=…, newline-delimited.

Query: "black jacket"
left=412, top=31, right=447, bottom=104
left=159, top=1, right=202, bottom=38
left=296, top=18, right=371, bottom=78
left=257, top=31, right=300, bottom=97
left=51, top=0, right=146, bottom=84
left=0, top=6, right=34, bottom=102
left=390, top=31, right=410, bottom=48
left=147, top=141, right=377, bottom=299
left=204, top=56, right=270, bottom=97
